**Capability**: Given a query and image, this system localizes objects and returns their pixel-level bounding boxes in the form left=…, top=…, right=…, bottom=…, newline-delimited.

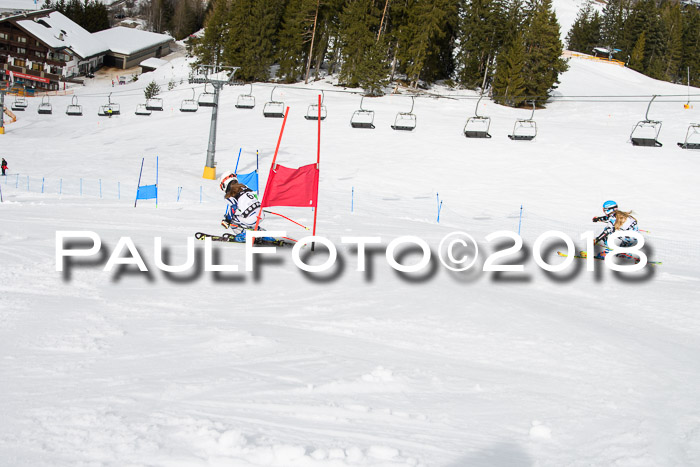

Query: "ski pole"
left=263, top=210, right=310, bottom=230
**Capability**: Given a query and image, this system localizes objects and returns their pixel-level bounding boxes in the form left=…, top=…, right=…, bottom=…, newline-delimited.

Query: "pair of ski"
left=557, top=250, right=662, bottom=266
left=194, top=231, right=296, bottom=248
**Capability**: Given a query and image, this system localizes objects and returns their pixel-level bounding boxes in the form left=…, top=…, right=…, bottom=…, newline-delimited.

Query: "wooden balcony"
left=1, top=63, right=60, bottom=83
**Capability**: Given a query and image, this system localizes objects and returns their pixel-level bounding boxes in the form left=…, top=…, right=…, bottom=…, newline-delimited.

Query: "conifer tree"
left=357, top=37, right=390, bottom=94
left=276, top=0, right=318, bottom=82
left=194, top=0, right=230, bottom=67
left=492, top=32, right=526, bottom=106
left=680, top=5, right=700, bottom=86
left=457, top=0, right=509, bottom=89
left=224, top=0, right=284, bottom=81
left=567, top=0, right=601, bottom=54
left=600, top=0, right=626, bottom=53
left=629, top=31, right=645, bottom=71
left=145, top=80, right=161, bottom=99
left=659, top=3, right=683, bottom=81
left=337, top=0, right=383, bottom=89
left=521, top=0, right=567, bottom=106
left=399, top=0, right=458, bottom=88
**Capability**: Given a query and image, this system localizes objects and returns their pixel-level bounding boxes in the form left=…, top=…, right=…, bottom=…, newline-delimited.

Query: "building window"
left=14, top=58, right=26, bottom=67
left=31, top=62, right=44, bottom=72
left=17, top=47, right=26, bottom=54
left=18, top=36, right=27, bottom=43
left=34, top=50, right=44, bottom=58
left=0, top=32, right=8, bottom=40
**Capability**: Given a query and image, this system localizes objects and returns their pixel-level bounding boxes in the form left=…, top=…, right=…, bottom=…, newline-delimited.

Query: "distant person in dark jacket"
left=1, top=158, right=7, bottom=176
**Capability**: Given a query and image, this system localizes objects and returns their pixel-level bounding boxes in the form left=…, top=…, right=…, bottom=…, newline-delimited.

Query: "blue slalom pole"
left=518, top=204, right=523, bottom=235
left=256, top=149, right=259, bottom=195
left=118, top=181, right=120, bottom=200
left=177, top=187, right=182, bottom=202
left=41, top=177, right=44, bottom=193
left=199, top=186, right=202, bottom=204
left=156, top=156, right=159, bottom=208
left=99, top=179, right=102, bottom=198
left=135, top=158, right=144, bottom=207
left=437, top=193, right=443, bottom=223
left=26, top=175, right=29, bottom=191
left=80, top=178, right=83, bottom=196
left=59, top=178, right=62, bottom=195
left=351, top=186, right=354, bottom=213
left=234, top=148, right=242, bottom=174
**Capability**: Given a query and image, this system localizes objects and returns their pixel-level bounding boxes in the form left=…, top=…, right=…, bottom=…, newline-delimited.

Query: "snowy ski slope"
left=1, top=49, right=700, bottom=466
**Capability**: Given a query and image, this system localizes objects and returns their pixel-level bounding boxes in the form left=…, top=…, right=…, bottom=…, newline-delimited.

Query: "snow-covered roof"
left=140, top=57, right=167, bottom=69
left=593, top=47, right=621, bottom=54
left=16, top=10, right=108, bottom=59
left=93, top=27, right=173, bottom=56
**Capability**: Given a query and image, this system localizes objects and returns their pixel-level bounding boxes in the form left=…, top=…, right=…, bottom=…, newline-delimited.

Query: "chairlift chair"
left=678, top=123, right=700, bottom=150
left=235, top=83, right=255, bottom=109
left=180, top=88, right=199, bottom=112
left=464, top=95, right=492, bottom=138
left=305, top=90, right=327, bottom=120
left=11, top=96, right=28, bottom=111
left=350, top=96, right=375, bottom=129
left=37, top=95, right=52, bottom=115
left=391, top=96, right=417, bottom=131
left=66, top=95, right=83, bottom=116
left=263, top=86, right=285, bottom=118
left=198, top=83, right=216, bottom=107
left=630, top=95, right=662, bottom=147
left=508, top=101, right=537, bottom=141
left=135, top=104, right=152, bottom=116
left=146, top=97, right=163, bottom=111
left=98, top=93, right=120, bottom=116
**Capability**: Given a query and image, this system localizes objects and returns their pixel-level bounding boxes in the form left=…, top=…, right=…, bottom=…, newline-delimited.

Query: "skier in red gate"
left=217, top=171, right=267, bottom=242
left=592, top=200, right=639, bottom=259
left=1, top=158, right=7, bottom=176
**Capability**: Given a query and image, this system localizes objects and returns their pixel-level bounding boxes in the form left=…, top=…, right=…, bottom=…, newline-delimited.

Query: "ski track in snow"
left=1, top=46, right=700, bottom=466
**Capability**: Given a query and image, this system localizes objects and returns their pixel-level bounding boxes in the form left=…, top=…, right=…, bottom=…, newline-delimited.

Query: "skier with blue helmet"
left=592, top=200, right=639, bottom=259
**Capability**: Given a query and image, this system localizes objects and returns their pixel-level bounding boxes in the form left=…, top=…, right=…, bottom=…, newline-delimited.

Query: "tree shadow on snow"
left=445, top=441, right=533, bottom=467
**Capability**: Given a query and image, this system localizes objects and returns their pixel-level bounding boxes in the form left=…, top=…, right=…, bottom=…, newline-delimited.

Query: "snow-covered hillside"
left=1, top=52, right=700, bottom=467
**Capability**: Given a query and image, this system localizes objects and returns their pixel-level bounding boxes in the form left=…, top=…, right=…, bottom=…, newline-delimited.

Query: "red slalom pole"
left=312, top=94, right=321, bottom=251
left=255, top=107, right=290, bottom=232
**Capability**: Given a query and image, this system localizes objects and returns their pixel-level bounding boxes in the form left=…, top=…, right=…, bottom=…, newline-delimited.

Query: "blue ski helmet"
left=603, top=200, right=618, bottom=214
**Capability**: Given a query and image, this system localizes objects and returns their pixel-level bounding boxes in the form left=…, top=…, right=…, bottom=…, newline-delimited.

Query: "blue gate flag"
left=136, top=184, right=157, bottom=200
left=237, top=171, right=258, bottom=191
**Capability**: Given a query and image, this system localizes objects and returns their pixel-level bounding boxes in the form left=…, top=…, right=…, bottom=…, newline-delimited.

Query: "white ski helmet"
left=218, top=171, right=237, bottom=192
